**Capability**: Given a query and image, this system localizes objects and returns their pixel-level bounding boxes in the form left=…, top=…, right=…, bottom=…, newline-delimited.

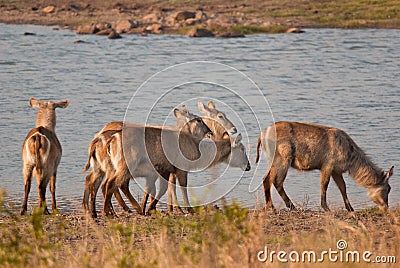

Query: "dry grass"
left=0, top=190, right=398, bottom=267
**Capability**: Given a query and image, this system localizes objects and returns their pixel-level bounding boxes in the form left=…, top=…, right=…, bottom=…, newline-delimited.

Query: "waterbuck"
left=81, top=123, right=139, bottom=215
left=256, top=121, right=393, bottom=211
left=198, top=100, right=237, bottom=139
left=103, top=124, right=250, bottom=215
left=21, top=98, right=69, bottom=215
left=82, top=108, right=212, bottom=217
left=165, top=101, right=240, bottom=212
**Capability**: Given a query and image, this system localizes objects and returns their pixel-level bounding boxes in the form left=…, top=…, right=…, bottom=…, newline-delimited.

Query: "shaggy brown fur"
left=102, top=124, right=249, bottom=216
left=256, top=121, right=393, bottom=211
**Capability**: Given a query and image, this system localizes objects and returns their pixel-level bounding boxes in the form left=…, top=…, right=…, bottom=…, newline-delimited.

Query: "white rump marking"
left=25, top=132, right=51, bottom=164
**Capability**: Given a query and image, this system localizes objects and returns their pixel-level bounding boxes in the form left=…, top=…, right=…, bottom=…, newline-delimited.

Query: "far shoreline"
left=1, top=0, right=399, bottom=38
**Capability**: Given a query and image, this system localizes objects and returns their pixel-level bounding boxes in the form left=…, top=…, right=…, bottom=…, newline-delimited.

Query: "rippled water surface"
left=1, top=24, right=399, bottom=213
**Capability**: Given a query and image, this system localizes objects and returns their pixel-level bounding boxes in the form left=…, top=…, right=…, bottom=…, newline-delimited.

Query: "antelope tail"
left=82, top=137, right=99, bottom=173
left=103, top=129, right=123, bottom=156
left=104, top=133, right=118, bottom=157
left=256, top=134, right=262, bottom=163
left=30, top=130, right=49, bottom=174
left=34, top=135, right=43, bottom=174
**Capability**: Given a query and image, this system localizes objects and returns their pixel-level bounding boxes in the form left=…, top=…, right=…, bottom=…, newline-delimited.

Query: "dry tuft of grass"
left=1, top=190, right=399, bottom=267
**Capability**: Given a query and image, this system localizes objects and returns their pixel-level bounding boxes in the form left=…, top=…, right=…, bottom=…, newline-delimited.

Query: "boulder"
left=145, top=24, right=163, bottom=34
left=165, top=14, right=177, bottom=26
left=43, top=6, right=55, bottom=13
left=76, top=24, right=98, bottom=34
left=184, top=18, right=200, bottom=26
left=286, top=27, right=304, bottom=33
left=175, top=11, right=195, bottom=22
left=108, top=30, right=122, bottom=39
left=96, top=29, right=113, bottom=35
left=143, top=13, right=159, bottom=23
left=195, top=10, right=208, bottom=21
left=96, top=22, right=112, bottom=31
left=115, top=19, right=137, bottom=34
left=73, top=40, right=87, bottom=44
left=187, top=28, right=214, bottom=37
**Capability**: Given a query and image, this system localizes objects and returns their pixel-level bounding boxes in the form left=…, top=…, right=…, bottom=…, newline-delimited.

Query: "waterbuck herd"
left=21, top=98, right=394, bottom=217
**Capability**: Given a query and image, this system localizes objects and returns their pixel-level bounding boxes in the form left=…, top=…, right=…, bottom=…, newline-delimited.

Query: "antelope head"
left=198, top=100, right=237, bottom=136
left=367, top=166, right=394, bottom=211
left=30, top=98, right=69, bottom=132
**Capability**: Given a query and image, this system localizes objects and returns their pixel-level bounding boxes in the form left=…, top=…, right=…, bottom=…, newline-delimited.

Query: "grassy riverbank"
left=1, top=191, right=398, bottom=267
left=0, top=0, right=399, bottom=35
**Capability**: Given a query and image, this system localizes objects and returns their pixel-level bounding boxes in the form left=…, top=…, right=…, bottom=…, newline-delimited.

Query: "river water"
left=0, top=23, right=399, bottom=213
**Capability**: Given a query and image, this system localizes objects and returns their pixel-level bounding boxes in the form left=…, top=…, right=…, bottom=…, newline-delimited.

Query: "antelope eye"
left=196, top=118, right=202, bottom=122
left=218, top=114, right=224, bottom=119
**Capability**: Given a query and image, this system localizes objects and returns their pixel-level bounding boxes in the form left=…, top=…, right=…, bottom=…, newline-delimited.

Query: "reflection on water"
left=0, top=24, right=399, bottom=212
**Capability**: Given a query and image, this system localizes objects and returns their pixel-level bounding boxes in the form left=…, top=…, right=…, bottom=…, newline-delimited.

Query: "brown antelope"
left=256, top=121, right=394, bottom=211
left=21, top=98, right=69, bottom=215
left=103, top=124, right=250, bottom=216
left=81, top=123, right=139, bottom=215
left=82, top=108, right=212, bottom=217
left=198, top=100, right=237, bottom=139
left=166, top=101, right=239, bottom=212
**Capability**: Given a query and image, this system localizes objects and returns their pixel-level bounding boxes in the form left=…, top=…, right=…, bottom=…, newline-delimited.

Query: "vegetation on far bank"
left=0, top=0, right=399, bottom=35
left=0, top=190, right=399, bottom=267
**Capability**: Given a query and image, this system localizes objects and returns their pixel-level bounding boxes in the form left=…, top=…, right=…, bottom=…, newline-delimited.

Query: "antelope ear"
left=198, top=100, right=209, bottom=114
left=385, top=166, right=394, bottom=180
left=55, top=100, right=70, bottom=109
left=222, top=132, right=230, bottom=140
left=233, top=133, right=242, bottom=146
left=173, top=108, right=182, bottom=118
left=207, top=101, right=216, bottom=109
left=29, top=98, right=40, bottom=108
left=181, top=105, right=188, bottom=113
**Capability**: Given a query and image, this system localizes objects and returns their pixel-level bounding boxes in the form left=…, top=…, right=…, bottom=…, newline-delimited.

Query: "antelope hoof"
left=145, top=208, right=156, bottom=216
left=171, top=206, right=185, bottom=215
left=322, top=206, right=330, bottom=212
left=134, top=208, right=143, bottom=215
left=20, top=208, right=27, bottom=216
left=186, top=207, right=195, bottom=214
left=346, top=205, right=354, bottom=212
left=43, top=208, right=51, bottom=215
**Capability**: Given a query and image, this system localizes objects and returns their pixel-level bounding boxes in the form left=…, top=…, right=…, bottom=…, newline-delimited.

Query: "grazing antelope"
left=256, top=121, right=394, bottom=211
left=21, top=98, right=69, bottom=215
left=103, top=124, right=250, bottom=216
left=82, top=108, right=212, bottom=217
